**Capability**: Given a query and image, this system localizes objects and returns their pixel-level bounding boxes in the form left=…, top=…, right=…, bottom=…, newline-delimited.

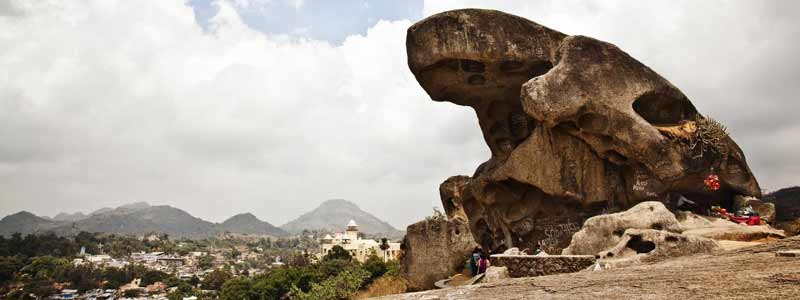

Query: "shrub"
left=290, top=267, right=369, bottom=300
left=689, top=115, right=729, bottom=159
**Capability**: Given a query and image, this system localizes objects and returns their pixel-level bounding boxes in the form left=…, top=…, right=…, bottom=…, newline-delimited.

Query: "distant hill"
left=0, top=211, right=59, bottom=236
left=48, top=203, right=217, bottom=238
left=280, top=199, right=404, bottom=239
left=219, top=213, right=287, bottom=237
left=0, top=202, right=285, bottom=238
left=53, top=212, right=88, bottom=222
left=764, top=186, right=800, bottom=222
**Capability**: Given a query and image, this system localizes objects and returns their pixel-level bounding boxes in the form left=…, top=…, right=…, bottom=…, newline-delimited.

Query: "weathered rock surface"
left=677, top=211, right=785, bottom=241
left=439, top=175, right=472, bottom=220
left=563, top=201, right=681, bottom=255
left=599, top=229, right=719, bottom=266
left=490, top=254, right=595, bottom=278
left=401, top=216, right=477, bottom=291
left=370, top=236, right=800, bottom=300
left=401, top=176, right=478, bottom=291
left=406, top=9, right=761, bottom=254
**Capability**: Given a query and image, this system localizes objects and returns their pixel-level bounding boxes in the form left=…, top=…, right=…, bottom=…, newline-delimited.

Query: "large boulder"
left=401, top=176, right=479, bottom=291
left=563, top=201, right=681, bottom=255
left=406, top=9, right=761, bottom=253
left=763, top=187, right=800, bottom=236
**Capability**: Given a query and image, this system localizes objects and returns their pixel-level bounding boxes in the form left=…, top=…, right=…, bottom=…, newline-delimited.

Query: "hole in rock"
left=460, top=59, right=485, bottom=73
left=632, top=92, right=698, bottom=126
left=613, top=229, right=625, bottom=237
left=665, top=236, right=678, bottom=243
left=556, top=122, right=580, bottom=133
left=443, top=197, right=456, bottom=217
left=467, top=74, right=486, bottom=85
left=606, top=252, right=614, bottom=258
left=528, top=61, right=554, bottom=78
left=500, top=60, right=524, bottom=72
left=651, top=223, right=663, bottom=230
left=626, top=235, right=656, bottom=254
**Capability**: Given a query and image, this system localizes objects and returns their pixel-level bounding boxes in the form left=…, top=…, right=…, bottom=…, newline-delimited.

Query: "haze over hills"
left=0, top=202, right=284, bottom=238
left=280, top=199, right=404, bottom=239
left=0, top=211, right=58, bottom=237
left=0, top=199, right=403, bottom=239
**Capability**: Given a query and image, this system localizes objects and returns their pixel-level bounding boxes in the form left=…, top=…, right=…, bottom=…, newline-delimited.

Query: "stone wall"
left=401, top=216, right=478, bottom=291
left=490, top=254, right=595, bottom=278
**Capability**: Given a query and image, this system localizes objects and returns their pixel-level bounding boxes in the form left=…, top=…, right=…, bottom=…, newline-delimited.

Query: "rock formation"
left=598, top=228, right=719, bottom=266
left=677, top=211, right=785, bottom=241
left=373, top=236, right=800, bottom=300
left=763, top=186, right=800, bottom=236
left=563, top=201, right=681, bottom=255
left=406, top=9, right=761, bottom=253
left=401, top=176, right=479, bottom=291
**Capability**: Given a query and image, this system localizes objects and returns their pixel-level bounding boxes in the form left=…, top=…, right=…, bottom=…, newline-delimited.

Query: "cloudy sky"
left=1, top=0, right=798, bottom=228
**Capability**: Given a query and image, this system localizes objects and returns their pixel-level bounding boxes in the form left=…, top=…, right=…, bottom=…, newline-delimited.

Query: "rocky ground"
left=373, top=236, right=800, bottom=300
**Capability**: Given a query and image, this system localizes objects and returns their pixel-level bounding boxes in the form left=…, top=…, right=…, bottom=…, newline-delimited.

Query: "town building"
left=319, top=220, right=401, bottom=262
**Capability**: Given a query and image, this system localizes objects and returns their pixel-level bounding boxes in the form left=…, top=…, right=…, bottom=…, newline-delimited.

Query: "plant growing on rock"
left=689, top=115, right=730, bottom=159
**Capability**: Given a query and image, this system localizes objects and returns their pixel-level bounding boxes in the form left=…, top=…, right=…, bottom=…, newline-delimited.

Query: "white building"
left=320, top=220, right=401, bottom=262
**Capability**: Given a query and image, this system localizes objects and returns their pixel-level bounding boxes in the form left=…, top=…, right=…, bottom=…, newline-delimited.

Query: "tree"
left=361, top=254, right=388, bottom=285
left=0, top=256, right=24, bottom=285
left=220, top=277, right=254, bottom=300
left=379, top=238, right=390, bottom=262
left=198, top=255, right=214, bottom=270
left=202, top=269, right=233, bottom=291
left=21, top=256, right=69, bottom=281
left=290, top=267, right=369, bottom=300
left=189, top=275, right=200, bottom=287
left=141, top=270, right=169, bottom=286
left=323, top=245, right=351, bottom=261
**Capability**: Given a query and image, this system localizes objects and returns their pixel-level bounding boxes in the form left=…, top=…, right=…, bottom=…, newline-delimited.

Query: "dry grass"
left=352, top=276, right=409, bottom=299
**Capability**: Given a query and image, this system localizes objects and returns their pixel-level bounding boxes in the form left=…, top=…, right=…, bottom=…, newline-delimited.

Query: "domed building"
left=319, top=220, right=401, bottom=262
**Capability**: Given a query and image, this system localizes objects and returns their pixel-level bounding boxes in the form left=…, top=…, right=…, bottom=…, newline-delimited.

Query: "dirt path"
left=373, top=236, right=800, bottom=300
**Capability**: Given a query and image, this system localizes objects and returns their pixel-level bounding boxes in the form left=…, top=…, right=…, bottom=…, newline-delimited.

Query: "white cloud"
left=2, top=0, right=797, bottom=230
left=0, top=0, right=486, bottom=227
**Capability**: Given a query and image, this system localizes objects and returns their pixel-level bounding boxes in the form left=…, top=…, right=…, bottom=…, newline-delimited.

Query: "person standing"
left=469, top=247, right=481, bottom=276
left=478, top=252, right=490, bottom=274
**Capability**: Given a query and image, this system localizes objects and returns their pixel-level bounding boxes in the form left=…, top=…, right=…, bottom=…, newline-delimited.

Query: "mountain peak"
left=224, top=213, right=259, bottom=222
left=280, top=199, right=402, bottom=238
left=119, top=202, right=151, bottom=210
left=319, top=199, right=360, bottom=209
left=5, top=211, right=40, bottom=220
left=219, top=213, right=286, bottom=237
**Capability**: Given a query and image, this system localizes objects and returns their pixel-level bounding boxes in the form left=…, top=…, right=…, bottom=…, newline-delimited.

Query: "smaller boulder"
left=482, top=266, right=509, bottom=283
left=599, top=229, right=719, bottom=266
left=562, top=202, right=681, bottom=255
left=677, top=211, right=785, bottom=241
